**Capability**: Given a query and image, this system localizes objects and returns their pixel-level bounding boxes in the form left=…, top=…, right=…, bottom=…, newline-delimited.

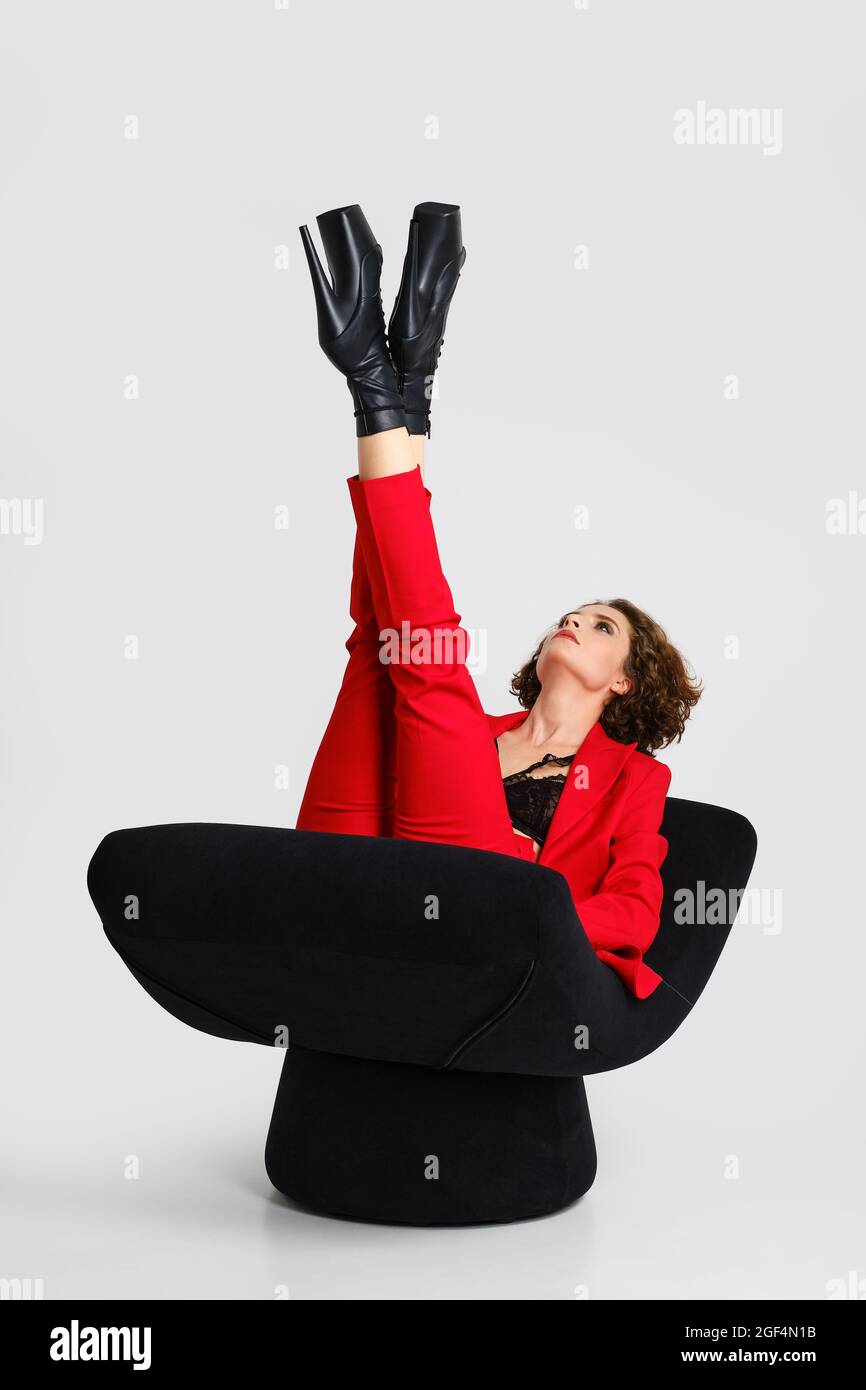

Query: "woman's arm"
left=572, top=759, right=672, bottom=998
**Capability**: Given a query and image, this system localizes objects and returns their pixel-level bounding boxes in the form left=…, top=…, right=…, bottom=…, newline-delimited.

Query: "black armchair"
left=87, top=798, right=757, bottom=1225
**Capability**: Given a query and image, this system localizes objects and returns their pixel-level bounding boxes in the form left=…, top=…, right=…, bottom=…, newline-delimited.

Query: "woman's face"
left=535, top=606, right=633, bottom=702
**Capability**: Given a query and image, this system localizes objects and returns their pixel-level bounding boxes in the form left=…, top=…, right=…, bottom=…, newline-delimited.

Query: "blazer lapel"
left=542, top=718, right=637, bottom=857
left=486, top=709, right=637, bottom=859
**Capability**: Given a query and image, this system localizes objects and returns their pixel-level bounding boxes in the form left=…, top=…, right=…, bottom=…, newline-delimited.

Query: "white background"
left=2, top=0, right=864, bottom=1299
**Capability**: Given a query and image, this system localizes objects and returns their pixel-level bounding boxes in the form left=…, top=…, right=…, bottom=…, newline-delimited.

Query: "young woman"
left=295, top=202, right=702, bottom=1001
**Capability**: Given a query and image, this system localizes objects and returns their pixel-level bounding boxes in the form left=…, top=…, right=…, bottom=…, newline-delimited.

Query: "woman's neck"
left=518, top=693, right=601, bottom=752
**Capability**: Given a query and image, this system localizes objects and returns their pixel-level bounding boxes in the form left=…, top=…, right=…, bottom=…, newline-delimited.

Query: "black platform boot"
left=299, top=204, right=408, bottom=438
left=387, top=202, right=466, bottom=438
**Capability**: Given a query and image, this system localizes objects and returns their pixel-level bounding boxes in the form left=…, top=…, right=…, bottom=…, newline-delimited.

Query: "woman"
left=295, top=202, right=702, bottom=1001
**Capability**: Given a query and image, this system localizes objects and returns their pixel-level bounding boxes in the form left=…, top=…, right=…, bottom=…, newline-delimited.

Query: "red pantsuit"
left=296, top=464, right=671, bottom=1000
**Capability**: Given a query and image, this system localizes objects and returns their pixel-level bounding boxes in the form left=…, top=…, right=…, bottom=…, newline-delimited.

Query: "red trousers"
left=296, top=463, right=535, bottom=863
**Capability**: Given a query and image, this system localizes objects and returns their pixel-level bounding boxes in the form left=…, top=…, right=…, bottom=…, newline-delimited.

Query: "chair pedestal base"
left=265, top=1045, right=597, bottom=1226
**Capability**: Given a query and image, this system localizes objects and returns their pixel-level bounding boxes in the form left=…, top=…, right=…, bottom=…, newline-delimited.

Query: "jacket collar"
left=487, top=708, right=637, bottom=858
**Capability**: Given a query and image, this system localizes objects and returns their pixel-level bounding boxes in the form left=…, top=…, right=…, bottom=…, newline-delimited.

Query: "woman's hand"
left=512, top=826, right=542, bottom=862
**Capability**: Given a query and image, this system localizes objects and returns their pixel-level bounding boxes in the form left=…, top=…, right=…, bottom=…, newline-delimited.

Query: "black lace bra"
left=495, top=737, right=576, bottom=848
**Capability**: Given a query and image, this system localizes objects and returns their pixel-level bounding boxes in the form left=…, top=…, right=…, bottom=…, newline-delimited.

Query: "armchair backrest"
left=650, top=796, right=758, bottom=1006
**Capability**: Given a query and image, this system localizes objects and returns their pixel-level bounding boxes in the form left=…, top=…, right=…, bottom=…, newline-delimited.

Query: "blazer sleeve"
left=572, top=759, right=672, bottom=999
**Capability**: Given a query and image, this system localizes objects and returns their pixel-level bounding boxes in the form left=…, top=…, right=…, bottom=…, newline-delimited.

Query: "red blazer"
left=486, top=709, right=672, bottom=1000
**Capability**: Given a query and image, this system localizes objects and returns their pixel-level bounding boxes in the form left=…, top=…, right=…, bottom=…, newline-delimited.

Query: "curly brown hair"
left=508, top=598, right=703, bottom=756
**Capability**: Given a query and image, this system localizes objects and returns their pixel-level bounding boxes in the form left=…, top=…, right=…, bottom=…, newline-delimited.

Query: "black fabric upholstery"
left=265, top=1046, right=596, bottom=1226
left=87, top=798, right=757, bottom=1223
